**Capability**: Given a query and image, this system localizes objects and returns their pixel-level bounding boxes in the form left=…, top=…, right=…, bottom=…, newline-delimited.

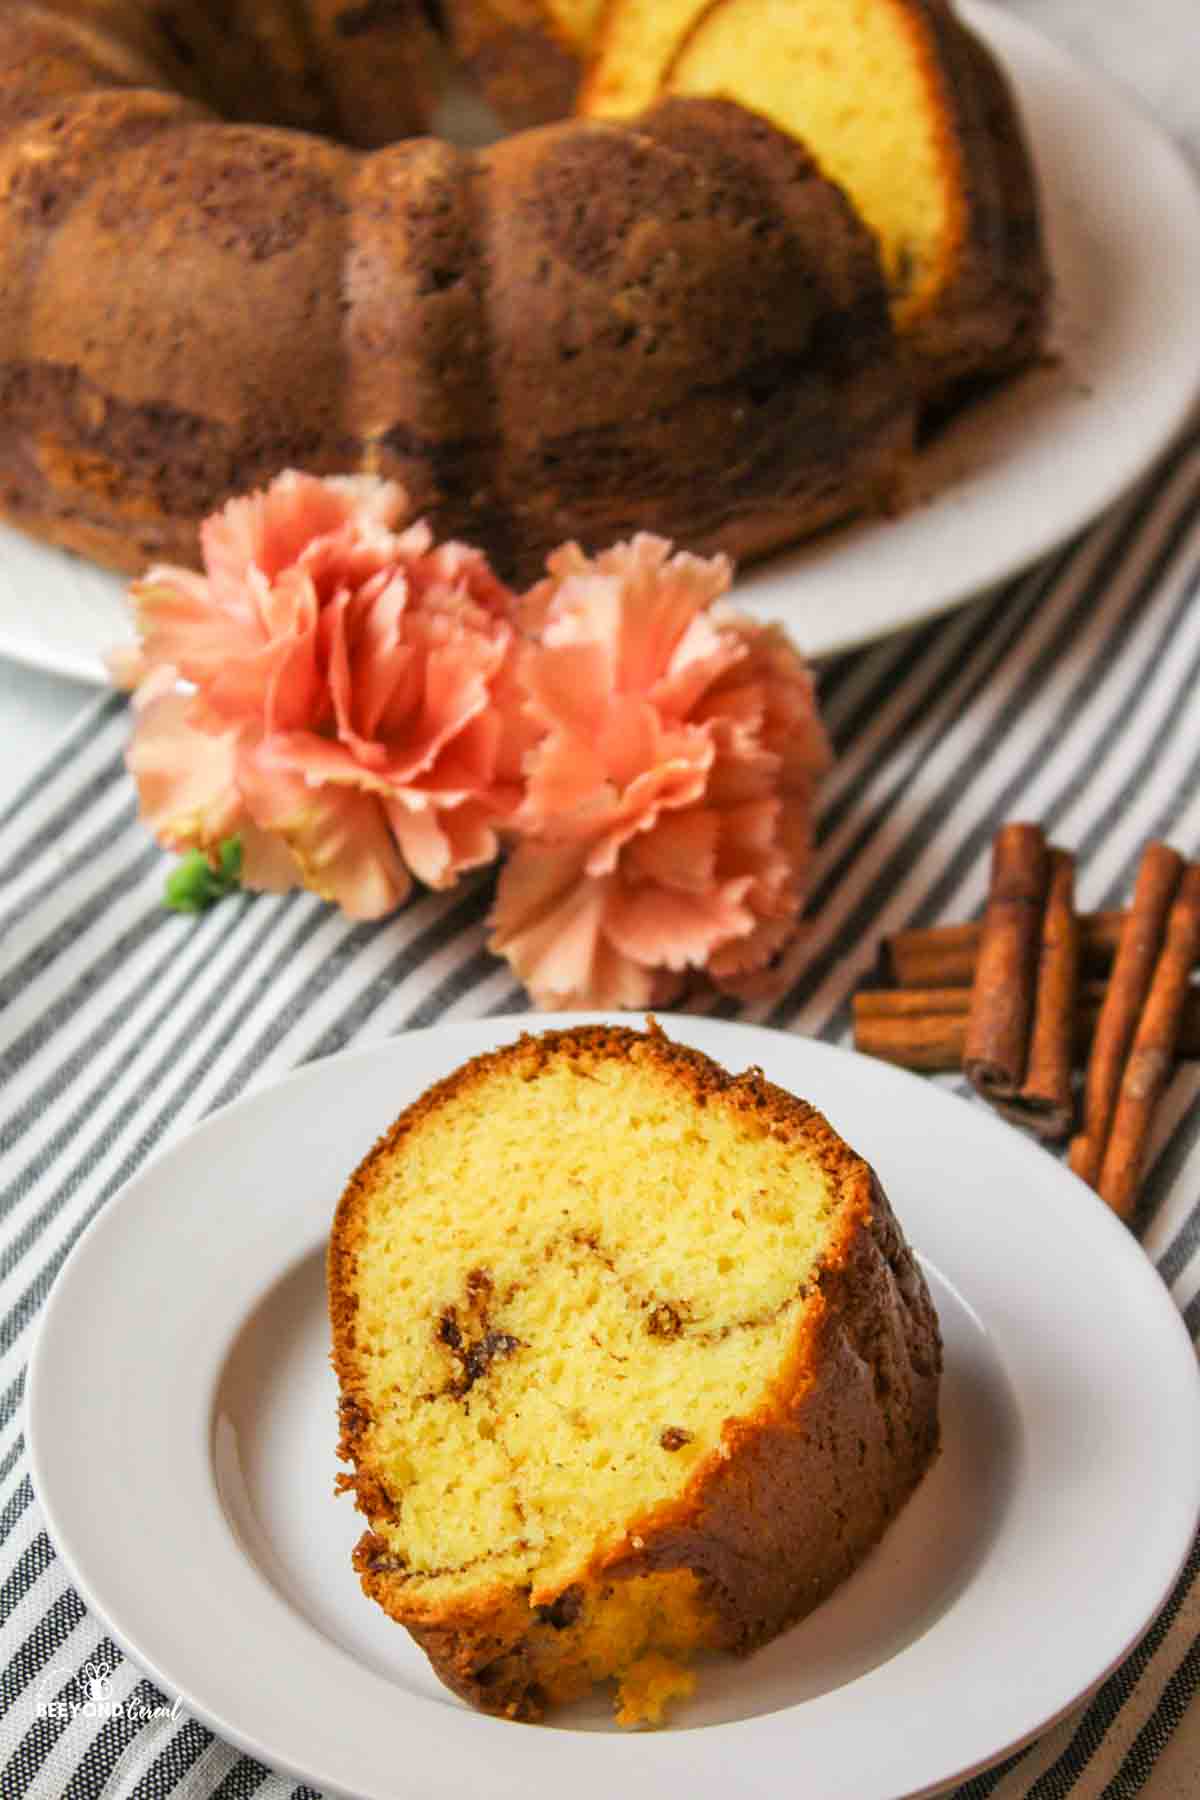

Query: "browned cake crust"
left=329, top=1024, right=942, bottom=1721
left=906, top=0, right=1050, bottom=406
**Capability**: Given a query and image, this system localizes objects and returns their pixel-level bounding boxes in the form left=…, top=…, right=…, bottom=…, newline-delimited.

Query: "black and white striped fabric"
left=3, top=416, right=1199, bottom=1798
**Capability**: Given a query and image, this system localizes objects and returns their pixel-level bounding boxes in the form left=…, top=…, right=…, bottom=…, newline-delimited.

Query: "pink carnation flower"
left=488, top=535, right=832, bottom=1009
left=116, top=471, right=526, bottom=918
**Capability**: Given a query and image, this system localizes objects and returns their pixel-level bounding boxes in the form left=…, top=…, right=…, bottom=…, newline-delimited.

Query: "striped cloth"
left=2, top=414, right=1199, bottom=1799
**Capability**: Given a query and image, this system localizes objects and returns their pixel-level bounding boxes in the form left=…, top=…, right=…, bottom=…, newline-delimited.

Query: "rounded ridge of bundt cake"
left=0, top=83, right=360, bottom=573
left=457, top=98, right=911, bottom=577
left=0, top=5, right=911, bottom=584
left=343, top=130, right=498, bottom=549
left=329, top=1021, right=942, bottom=1724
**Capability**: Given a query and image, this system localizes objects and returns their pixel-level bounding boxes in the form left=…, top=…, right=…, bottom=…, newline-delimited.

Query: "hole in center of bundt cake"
left=345, top=1041, right=843, bottom=1604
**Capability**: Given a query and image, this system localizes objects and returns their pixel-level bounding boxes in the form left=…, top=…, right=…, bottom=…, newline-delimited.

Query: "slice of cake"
left=578, top=0, right=711, bottom=120
left=660, top=0, right=1049, bottom=403
left=329, top=1022, right=941, bottom=1724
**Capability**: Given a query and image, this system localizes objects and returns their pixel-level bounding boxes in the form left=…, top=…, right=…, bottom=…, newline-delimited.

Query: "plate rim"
left=4, top=0, right=1200, bottom=683
left=26, top=1013, right=1200, bottom=1800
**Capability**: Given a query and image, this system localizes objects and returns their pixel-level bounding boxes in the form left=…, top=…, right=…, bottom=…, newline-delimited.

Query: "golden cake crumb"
left=615, top=1653, right=697, bottom=1728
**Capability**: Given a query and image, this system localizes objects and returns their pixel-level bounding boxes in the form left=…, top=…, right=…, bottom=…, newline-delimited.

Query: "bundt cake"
left=0, top=5, right=910, bottom=586
left=329, top=1022, right=942, bottom=1725
left=587, top=0, right=1049, bottom=405
left=0, top=0, right=1045, bottom=590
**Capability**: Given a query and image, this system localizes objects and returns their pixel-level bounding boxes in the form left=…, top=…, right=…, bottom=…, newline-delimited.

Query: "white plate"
left=4, top=2, right=1200, bottom=683
left=27, top=1015, right=1200, bottom=1800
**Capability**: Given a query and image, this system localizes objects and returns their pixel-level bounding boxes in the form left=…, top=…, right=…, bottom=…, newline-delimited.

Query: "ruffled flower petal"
left=126, top=565, right=263, bottom=692
left=238, top=745, right=411, bottom=919
left=386, top=795, right=501, bottom=892
left=120, top=471, right=522, bottom=919
left=489, top=845, right=666, bottom=1011
left=202, top=469, right=408, bottom=598
left=126, top=690, right=245, bottom=854
left=623, top=809, right=721, bottom=894
left=492, top=536, right=831, bottom=1005
left=603, top=872, right=757, bottom=972
left=706, top=613, right=833, bottom=783
left=708, top=914, right=812, bottom=997
left=234, top=823, right=306, bottom=895
left=524, top=536, right=733, bottom=697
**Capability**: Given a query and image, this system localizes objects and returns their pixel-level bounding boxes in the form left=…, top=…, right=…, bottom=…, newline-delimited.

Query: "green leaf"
left=217, top=836, right=244, bottom=883
left=163, top=836, right=244, bottom=914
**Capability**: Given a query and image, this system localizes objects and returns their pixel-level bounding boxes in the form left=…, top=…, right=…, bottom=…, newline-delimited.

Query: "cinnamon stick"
left=883, top=910, right=1127, bottom=989
left=997, top=849, right=1080, bottom=1140
left=853, top=987, right=988, bottom=1071
left=1067, top=843, right=1185, bottom=1187
left=852, top=982, right=1200, bottom=1071
left=856, top=986, right=1004, bottom=1071
left=1098, top=863, right=1200, bottom=1219
left=963, top=823, right=1050, bottom=1101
